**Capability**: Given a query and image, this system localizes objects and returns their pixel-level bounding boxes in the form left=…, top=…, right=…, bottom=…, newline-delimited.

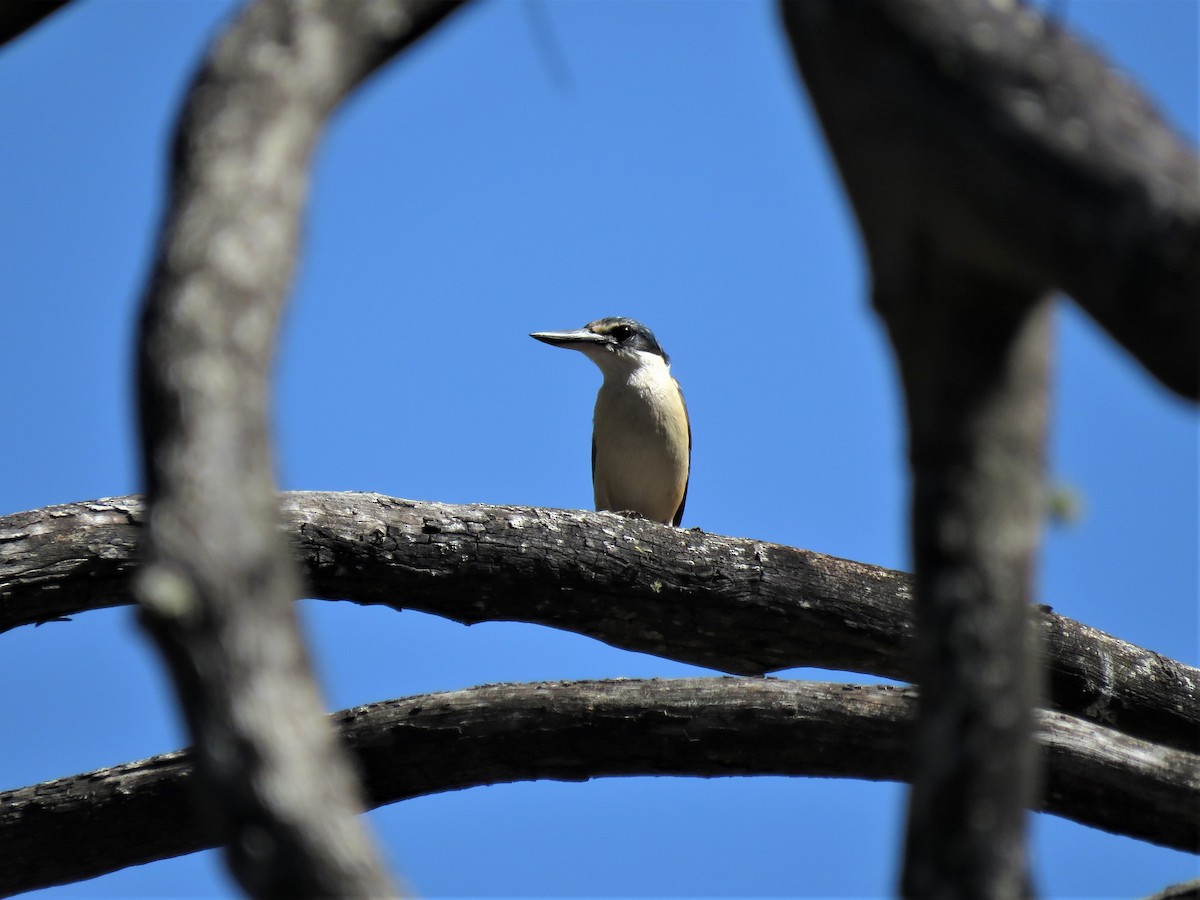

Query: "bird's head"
left=530, top=317, right=669, bottom=377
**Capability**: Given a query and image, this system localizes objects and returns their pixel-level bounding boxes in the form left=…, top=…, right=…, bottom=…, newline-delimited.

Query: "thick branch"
left=779, top=2, right=1199, bottom=894
left=2, top=494, right=1197, bottom=755
left=780, top=0, right=1200, bottom=401
left=1145, top=879, right=1200, bottom=900
left=888, top=260, right=1051, bottom=895
left=0, top=1, right=71, bottom=49
left=132, top=1, right=464, bottom=896
left=1, top=679, right=1195, bottom=896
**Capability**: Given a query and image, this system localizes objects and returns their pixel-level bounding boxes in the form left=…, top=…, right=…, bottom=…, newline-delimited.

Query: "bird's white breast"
left=592, top=353, right=689, bottom=524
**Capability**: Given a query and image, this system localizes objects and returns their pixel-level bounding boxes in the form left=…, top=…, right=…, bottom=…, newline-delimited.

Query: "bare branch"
left=887, top=254, right=1050, bottom=895
left=132, top=0, right=464, bottom=895
left=2, top=494, right=1197, bottom=757
left=1, top=679, right=1195, bottom=896
left=779, top=0, right=1200, bottom=401
left=1143, top=879, right=1200, bottom=900
left=0, top=1, right=72, bottom=50
left=779, top=1, right=1200, bottom=894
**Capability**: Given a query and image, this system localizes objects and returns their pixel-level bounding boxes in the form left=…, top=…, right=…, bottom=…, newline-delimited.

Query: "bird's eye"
left=611, top=325, right=632, bottom=341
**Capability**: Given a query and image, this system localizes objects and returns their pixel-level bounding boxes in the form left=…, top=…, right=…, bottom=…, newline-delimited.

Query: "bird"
left=530, top=316, right=691, bottom=526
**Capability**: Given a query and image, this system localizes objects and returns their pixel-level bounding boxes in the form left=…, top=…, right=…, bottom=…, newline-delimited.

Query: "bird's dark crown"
left=586, top=317, right=669, bottom=363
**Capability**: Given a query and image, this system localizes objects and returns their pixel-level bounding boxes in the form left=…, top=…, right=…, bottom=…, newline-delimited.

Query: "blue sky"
left=0, top=1, right=1196, bottom=897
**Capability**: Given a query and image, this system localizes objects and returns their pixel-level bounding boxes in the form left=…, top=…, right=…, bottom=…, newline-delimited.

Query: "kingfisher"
left=530, top=317, right=691, bottom=526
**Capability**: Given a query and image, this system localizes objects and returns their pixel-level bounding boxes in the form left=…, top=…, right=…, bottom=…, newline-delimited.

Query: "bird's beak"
left=530, top=328, right=608, bottom=349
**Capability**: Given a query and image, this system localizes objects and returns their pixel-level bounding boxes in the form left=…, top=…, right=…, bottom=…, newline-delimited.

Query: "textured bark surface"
left=2, top=493, right=1197, bottom=755
left=1, top=679, right=1195, bottom=896
left=131, top=1, right=464, bottom=895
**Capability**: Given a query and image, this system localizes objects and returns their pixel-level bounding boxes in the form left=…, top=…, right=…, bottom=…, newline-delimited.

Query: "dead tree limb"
left=0, top=1, right=72, bottom=49
left=2, top=679, right=1195, bottom=897
left=888, top=280, right=1050, bottom=898
left=2, top=493, right=1197, bottom=755
left=133, top=1, right=464, bottom=895
left=779, top=0, right=1200, bottom=403
left=779, top=1, right=1200, bottom=895
left=1144, top=879, right=1200, bottom=900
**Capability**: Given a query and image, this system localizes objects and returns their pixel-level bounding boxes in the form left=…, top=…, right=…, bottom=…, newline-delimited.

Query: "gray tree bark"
left=133, top=1, right=464, bottom=895
left=2, top=678, right=1195, bottom=896
left=779, top=1, right=1199, bottom=896
left=2, top=493, right=1196, bottom=754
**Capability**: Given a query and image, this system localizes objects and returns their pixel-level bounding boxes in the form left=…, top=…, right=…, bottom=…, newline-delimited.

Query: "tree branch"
left=880, top=246, right=1051, bottom=897
left=779, top=1, right=1200, bottom=894
left=1144, top=879, right=1200, bottom=900
left=0, top=1, right=72, bottom=50
left=779, top=0, right=1200, bottom=401
left=1, top=678, right=1195, bottom=896
left=132, top=1, right=464, bottom=895
left=2, top=494, right=1197, bottom=756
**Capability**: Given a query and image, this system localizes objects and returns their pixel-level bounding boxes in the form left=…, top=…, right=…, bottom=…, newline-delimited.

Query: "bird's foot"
left=615, top=509, right=647, bottom=521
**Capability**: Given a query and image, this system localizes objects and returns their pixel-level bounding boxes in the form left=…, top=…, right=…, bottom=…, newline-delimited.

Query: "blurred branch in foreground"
left=0, top=1, right=72, bottom=49
left=779, top=0, right=1199, bottom=893
left=132, top=0, right=465, bottom=895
